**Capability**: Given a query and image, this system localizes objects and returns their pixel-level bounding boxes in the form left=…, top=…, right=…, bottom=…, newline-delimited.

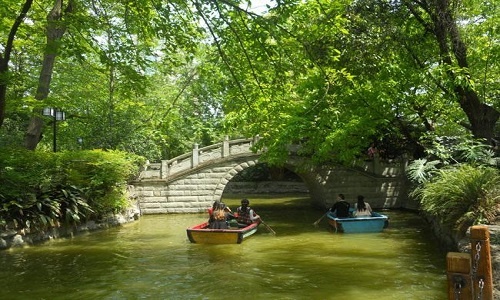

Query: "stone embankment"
left=0, top=207, right=140, bottom=250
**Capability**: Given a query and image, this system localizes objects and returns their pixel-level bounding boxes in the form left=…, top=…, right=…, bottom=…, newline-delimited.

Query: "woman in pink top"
left=353, top=195, right=372, bottom=217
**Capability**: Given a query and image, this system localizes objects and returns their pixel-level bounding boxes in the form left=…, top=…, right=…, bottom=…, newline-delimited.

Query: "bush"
left=411, top=165, right=500, bottom=235
left=0, top=147, right=145, bottom=230
left=60, top=149, right=145, bottom=216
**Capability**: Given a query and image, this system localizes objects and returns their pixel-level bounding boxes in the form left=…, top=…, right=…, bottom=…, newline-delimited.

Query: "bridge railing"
left=139, top=136, right=260, bottom=180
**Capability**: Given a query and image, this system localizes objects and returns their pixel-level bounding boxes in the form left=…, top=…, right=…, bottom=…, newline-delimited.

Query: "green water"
left=0, top=195, right=447, bottom=300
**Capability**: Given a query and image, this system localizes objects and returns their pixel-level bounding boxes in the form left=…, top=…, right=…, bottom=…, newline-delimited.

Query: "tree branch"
left=193, top=0, right=252, bottom=110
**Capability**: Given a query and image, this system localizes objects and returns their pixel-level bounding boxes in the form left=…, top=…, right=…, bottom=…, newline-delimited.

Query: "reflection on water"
left=0, top=195, right=447, bottom=300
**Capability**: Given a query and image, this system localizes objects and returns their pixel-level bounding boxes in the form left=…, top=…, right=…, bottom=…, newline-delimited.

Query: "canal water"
left=0, top=195, right=447, bottom=300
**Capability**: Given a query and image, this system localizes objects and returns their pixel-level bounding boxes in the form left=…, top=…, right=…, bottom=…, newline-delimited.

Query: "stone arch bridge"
left=131, top=137, right=415, bottom=214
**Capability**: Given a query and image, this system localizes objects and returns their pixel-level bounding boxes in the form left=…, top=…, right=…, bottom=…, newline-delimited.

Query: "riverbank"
left=0, top=207, right=140, bottom=250
left=427, top=210, right=500, bottom=299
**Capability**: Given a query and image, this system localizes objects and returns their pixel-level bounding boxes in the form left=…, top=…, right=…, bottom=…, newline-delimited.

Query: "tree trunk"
left=432, top=0, right=499, bottom=141
left=457, top=88, right=499, bottom=141
left=24, top=0, right=74, bottom=150
left=0, top=0, right=34, bottom=128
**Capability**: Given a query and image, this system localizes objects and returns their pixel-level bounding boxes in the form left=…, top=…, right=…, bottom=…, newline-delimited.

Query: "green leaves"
left=0, top=0, right=497, bottom=170
left=414, top=165, right=499, bottom=234
left=408, top=135, right=500, bottom=235
left=0, top=147, right=142, bottom=230
left=406, top=159, right=441, bottom=184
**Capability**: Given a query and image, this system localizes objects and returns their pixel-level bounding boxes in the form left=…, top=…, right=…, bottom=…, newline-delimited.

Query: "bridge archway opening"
left=220, top=163, right=310, bottom=205
left=230, top=163, right=303, bottom=182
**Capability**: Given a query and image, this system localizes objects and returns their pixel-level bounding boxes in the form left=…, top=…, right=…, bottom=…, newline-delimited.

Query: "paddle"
left=313, top=212, right=328, bottom=227
left=260, top=219, right=276, bottom=236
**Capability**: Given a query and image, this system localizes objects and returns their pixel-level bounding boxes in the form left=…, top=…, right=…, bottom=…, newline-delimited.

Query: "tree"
left=402, top=0, right=499, bottom=141
left=2, top=0, right=206, bottom=152
left=337, top=0, right=500, bottom=155
left=0, top=0, right=34, bottom=127
left=197, top=0, right=498, bottom=165
left=2, top=0, right=497, bottom=163
left=24, top=0, right=74, bottom=150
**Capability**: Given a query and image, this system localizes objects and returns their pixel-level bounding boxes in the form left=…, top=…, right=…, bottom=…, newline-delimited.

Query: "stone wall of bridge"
left=131, top=137, right=418, bottom=214
left=133, top=156, right=260, bottom=214
left=223, top=181, right=309, bottom=194
left=298, top=165, right=415, bottom=210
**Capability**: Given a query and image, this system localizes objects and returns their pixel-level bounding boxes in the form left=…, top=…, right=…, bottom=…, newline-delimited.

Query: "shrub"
left=0, top=147, right=145, bottom=230
left=411, top=165, right=500, bottom=235
left=60, top=150, right=145, bottom=216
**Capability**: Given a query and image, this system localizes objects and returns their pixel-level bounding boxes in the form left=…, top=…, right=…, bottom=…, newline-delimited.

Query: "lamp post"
left=77, top=137, right=83, bottom=149
left=42, top=107, right=65, bottom=152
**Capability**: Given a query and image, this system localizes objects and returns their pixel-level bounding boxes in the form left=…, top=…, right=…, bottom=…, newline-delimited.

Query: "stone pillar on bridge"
left=192, top=143, right=199, bottom=168
left=373, top=155, right=381, bottom=174
left=253, top=134, right=260, bottom=146
left=222, top=136, right=229, bottom=158
left=161, top=159, right=168, bottom=179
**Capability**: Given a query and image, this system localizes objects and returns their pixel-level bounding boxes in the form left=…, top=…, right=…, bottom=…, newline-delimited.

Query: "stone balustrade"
left=138, top=136, right=259, bottom=181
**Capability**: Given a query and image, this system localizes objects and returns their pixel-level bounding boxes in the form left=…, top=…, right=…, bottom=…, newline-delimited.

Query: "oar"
left=260, top=219, right=276, bottom=236
left=313, top=212, right=328, bottom=227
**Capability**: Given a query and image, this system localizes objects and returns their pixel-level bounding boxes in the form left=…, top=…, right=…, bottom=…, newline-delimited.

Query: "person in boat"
left=235, top=198, right=260, bottom=227
left=208, top=201, right=234, bottom=229
left=353, top=195, right=373, bottom=217
left=329, top=193, right=351, bottom=218
left=207, top=200, right=220, bottom=225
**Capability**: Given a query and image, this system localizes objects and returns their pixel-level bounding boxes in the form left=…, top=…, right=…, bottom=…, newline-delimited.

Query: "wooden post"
left=447, top=252, right=472, bottom=299
left=470, top=225, right=493, bottom=300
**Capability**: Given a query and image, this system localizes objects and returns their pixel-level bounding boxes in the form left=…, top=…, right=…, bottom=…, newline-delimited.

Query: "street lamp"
left=77, top=137, right=83, bottom=149
left=42, top=107, right=65, bottom=152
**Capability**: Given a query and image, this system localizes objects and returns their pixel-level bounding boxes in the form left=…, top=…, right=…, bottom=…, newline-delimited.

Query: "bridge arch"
left=212, top=158, right=260, bottom=201
left=131, top=137, right=415, bottom=214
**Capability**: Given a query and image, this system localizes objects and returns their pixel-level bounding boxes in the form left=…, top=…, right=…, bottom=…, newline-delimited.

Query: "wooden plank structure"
left=447, top=225, right=493, bottom=300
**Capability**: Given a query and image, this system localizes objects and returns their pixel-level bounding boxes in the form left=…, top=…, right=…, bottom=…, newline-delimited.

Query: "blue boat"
left=326, top=211, right=389, bottom=233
